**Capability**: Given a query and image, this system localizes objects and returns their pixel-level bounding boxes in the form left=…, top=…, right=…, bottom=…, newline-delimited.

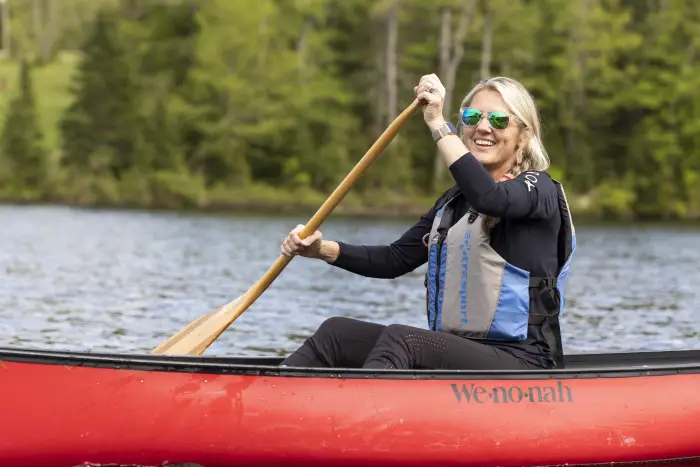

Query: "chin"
left=470, top=148, right=495, bottom=165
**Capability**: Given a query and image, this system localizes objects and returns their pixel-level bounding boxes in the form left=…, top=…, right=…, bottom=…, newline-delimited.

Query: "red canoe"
left=1, top=345, right=699, bottom=467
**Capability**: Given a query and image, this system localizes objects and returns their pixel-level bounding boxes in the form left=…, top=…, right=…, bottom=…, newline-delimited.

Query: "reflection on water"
left=1, top=204, right=700, bottom=356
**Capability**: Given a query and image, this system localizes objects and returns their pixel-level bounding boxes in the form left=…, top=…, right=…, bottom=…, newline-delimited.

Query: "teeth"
left=475, top=139, right=495, bottom=147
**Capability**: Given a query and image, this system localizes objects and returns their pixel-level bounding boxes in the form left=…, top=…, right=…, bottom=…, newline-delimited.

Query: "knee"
left=379, top=324, right=410, bottom=340
left=314, top=316, right=354, bottom=337
left=378, top=325, right=433, bottom=352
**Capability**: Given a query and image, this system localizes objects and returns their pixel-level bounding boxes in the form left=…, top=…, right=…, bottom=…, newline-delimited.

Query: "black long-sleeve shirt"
left=331, top=152, right=563, bottom=367
left=333, top=152, right=560, bottom=280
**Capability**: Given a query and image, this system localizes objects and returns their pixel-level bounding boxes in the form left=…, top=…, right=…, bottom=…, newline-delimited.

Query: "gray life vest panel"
left=424, top=179, right=576, bottom=366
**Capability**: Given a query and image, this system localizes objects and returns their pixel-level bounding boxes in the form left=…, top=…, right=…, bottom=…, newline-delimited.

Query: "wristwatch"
left=431, top=121, right=457, bottom=142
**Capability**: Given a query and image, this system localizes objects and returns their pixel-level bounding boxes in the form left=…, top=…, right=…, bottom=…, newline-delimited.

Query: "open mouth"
left=474, top=139, right=496, bottom=148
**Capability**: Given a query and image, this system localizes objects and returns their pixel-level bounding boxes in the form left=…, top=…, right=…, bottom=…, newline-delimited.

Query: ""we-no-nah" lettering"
left=451, top=381, right=573, bottom=404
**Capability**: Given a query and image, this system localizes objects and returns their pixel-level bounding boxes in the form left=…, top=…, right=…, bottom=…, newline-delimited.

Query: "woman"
left=279, top=74, right=575, bottom=371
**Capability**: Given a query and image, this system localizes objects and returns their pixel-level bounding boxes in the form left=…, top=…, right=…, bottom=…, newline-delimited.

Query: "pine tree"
left=59, top=6, right=143, bottom=179
left=0, top=57, right=48, bottom=194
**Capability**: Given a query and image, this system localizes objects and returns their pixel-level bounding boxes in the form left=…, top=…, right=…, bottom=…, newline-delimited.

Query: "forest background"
left=0, top=0, right=698, bottom=220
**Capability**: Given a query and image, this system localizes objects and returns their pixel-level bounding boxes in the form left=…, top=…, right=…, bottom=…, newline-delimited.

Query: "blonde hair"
left=458, top=76, right=549, bottom=176
left=457, top=77, right=550, bottom=230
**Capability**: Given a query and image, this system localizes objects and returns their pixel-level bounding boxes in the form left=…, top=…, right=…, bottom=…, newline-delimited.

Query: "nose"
left=475, top=116, right=492, bottom=133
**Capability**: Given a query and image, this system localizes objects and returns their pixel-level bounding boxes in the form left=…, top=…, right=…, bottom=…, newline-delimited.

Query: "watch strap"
left=431, top=122, right=457, bottom=142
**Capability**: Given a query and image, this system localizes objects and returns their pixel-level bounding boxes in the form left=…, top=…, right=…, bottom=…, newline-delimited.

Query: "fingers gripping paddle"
left=152, top=99, right=421, bottom=355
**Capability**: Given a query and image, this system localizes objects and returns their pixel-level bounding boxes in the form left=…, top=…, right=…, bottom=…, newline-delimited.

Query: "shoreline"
left=0, top=196, right=430, bottom=219
left=3, top=197, right=700, bottom=226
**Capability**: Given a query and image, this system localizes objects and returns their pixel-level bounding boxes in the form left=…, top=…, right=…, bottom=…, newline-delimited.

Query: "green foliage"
left=59, top=6, right=144, bottom=182
left=0, top=0, right=698, bottom=219
left=0, top=58, right=48, bottom=198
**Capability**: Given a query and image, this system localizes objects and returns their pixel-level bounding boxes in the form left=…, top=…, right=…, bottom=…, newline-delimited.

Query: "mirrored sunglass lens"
left=462, top=109, right=482, bottom=125
left=489, top=112, right=510, bottom=129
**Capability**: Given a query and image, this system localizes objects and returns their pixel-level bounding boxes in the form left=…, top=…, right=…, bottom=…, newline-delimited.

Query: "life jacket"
left=423, top=179, right=576, bottom=367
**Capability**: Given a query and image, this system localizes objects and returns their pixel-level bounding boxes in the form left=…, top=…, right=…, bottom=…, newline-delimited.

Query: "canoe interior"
left=1, top=346, right=700, bottom=379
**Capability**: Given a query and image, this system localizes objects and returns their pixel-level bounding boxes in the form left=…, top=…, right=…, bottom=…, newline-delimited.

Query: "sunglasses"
left=460, top=108, right=513, bottom=130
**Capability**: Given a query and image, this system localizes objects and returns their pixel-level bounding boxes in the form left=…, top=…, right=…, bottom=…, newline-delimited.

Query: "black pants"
left=281, top=317, right=545, bottom=370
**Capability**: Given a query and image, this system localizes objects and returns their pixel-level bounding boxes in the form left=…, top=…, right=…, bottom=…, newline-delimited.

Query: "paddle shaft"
left=177, top=99, right=421, bottom=355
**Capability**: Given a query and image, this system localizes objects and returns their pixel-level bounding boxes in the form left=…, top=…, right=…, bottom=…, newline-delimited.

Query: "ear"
left=499, top=173, right=515, bottom=182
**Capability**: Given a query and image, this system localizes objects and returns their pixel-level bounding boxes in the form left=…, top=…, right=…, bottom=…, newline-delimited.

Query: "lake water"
left=1, top=204, right=699, bottom=357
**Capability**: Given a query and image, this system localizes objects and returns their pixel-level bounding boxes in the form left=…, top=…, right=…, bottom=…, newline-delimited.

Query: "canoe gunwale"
left=2, top=345, right=700, bottom=380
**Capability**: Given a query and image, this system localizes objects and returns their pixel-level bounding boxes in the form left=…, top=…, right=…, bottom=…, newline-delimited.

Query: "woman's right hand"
left=281, top=224, right=323, bottom=259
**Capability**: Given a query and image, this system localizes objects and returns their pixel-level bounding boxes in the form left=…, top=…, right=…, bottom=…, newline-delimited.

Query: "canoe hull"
left=1, top=349, right=700, bottom=467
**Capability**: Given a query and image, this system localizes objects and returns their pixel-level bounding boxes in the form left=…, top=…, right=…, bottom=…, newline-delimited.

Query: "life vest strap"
left=529, top=276, right=565, bottom=369
left=529, top=276, right=559, bottom=313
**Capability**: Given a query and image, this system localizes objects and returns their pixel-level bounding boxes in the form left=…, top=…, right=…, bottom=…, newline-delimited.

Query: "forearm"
left=331, top=242, right=419, bottom=279
left=316, top=240, right=340, bottom=264
left=314, top=197, right=436, bottom=279
left=431, top=124, right=470, bottom=169
left=428, top=123, right=503, bottom=214
left=307, top=240, right=412, bottom=278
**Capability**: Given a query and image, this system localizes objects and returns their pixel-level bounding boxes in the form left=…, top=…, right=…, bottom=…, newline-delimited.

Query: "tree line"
left=0, top=0, right=698, bottom=219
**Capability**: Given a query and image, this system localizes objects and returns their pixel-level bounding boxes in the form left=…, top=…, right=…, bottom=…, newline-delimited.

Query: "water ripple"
left=1, top=205, right=699, bottom=356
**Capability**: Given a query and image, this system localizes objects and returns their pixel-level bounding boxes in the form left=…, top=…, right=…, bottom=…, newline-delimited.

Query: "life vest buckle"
left=529, top=277, right=558, bottom=289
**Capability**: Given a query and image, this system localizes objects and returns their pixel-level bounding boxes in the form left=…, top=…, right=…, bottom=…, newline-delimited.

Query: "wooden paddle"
left=152, top=99, right=422, bottom=355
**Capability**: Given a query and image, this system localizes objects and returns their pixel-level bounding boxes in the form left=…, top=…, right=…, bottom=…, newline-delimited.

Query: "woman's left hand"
left=414, top=74, right=447, bottom=131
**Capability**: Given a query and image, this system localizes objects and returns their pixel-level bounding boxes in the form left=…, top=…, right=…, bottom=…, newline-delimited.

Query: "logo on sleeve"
left=521, top=171, right=540, bottom=192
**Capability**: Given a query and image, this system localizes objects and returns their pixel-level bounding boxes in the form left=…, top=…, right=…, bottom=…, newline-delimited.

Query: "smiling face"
left=462, top=89, right=525, bottom=176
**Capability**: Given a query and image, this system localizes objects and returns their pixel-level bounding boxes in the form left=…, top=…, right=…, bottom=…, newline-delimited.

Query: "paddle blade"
left=151, top=295, right=246, bottom=355
left=151, top=309, right=229, bottom=355
left=151, top=312, right=213, bottom=354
